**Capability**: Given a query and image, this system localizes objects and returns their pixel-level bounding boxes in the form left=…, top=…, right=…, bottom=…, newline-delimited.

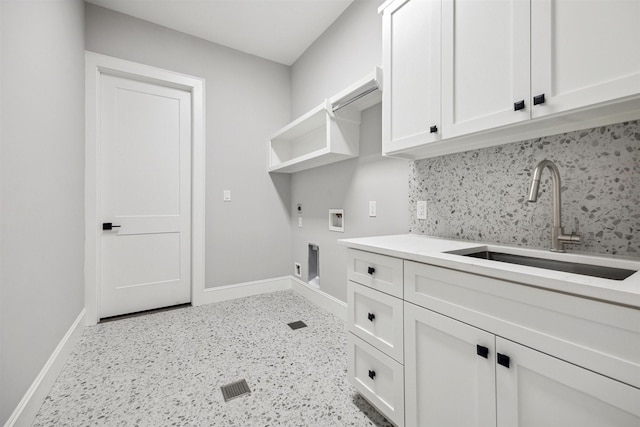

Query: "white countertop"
left=339, top=234, right=640, bottom=308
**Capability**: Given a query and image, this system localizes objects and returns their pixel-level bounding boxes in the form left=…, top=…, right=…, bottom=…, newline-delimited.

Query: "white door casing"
left=99, top=74, right=191, bottom=318
left=85, top=52, right=205, bottom=324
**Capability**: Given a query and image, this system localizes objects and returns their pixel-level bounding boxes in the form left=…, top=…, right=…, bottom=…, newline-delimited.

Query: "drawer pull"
left=430, top=125, right=438, bottom=133
left=476, top=345, right=489, bottom=359
left=514, top=100, right=525, bottom=111
left=533, top=93, right=546, bottom=105
left=368, top=369, right=376, bottom=380
left=497, top=353, right=510, bottom=368
left=367, top=266, right=376, bottom=275
left=367, top=312, right=376, bottom=322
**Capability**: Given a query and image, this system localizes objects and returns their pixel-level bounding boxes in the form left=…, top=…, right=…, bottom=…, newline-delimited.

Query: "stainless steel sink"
left=449, top=250, right=636, bottom=281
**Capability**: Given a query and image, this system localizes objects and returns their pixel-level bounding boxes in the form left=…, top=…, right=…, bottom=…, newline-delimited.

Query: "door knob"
left=102, top=222, right=121, bottom=230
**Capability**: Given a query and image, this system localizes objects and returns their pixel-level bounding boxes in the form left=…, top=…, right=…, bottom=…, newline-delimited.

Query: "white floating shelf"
left=268, top=67, right=382, bottom=174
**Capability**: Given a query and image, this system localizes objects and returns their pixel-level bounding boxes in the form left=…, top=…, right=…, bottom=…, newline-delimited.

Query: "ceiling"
left=87, top=0, right=354, bottom=66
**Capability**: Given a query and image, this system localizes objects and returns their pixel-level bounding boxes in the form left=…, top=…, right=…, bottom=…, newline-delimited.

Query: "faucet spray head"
left=528, top=179, right=540, bottom=202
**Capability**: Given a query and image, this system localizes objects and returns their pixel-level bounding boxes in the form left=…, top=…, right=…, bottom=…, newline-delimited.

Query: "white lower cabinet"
left=496, top=337, right=640, bottom=427
left=404, top=302, right=496, bottom=427
left=348, top=334, right=405, bottom=427
left=347, top=249, right=639, bottom=427
left=404, top=302, right=640, bottom=427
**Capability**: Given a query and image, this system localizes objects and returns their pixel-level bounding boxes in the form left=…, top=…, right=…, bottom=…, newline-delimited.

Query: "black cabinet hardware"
left=497, top=353, right=510, bottom=368
left=476, top=345, right=489, bottom=359
left=102, top=222, right=121, bottom=230
left=368, top=312, right=376, bottom=322
left=368, top=370, right=376, bottom=380
left=514, top=100, right=525, bottom=111
left=533, top=94, right=546, bottom=105
left=367, top=266, right=376, bottom=275
left=430, top=125, right=438, bottom=133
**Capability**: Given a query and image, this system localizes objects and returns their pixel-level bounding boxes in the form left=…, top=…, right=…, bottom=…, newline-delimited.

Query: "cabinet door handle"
left=514, top=100, right=525, bottom=111
left=430, top=125, right=438, bottom=133
left=497, top=353, right=510, bottom=368
left=368, top=370, right=376, bottom=380
left=367, top=266, right=375, bottom=275
left=102, top=222, right=121, bottom=230
left=533, top=93, right=546, bottom=105
left=367, top=312, right=376, bottom=322
left=476, top=345, right=489, bottom=359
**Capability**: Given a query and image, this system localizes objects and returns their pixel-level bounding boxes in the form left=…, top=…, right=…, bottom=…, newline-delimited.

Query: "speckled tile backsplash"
left=409, top=120, right=640, bottom=257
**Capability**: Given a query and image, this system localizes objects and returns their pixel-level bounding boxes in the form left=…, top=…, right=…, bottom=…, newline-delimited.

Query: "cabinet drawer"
left=348, top=281, right=404, bottom=363
left=347, top=249, right=403, bottom=298
left=348, top=333, right=405, bottom=427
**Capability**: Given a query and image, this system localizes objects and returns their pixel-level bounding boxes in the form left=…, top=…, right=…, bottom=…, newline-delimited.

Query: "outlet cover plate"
left=417, top=201, right=427, bottom=219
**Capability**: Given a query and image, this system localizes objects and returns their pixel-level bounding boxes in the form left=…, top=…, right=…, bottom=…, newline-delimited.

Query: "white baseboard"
left=5, top=309, right=86, bottom=427
left=195, top=275, right=347, bottom=321
left=290, top=276, right=347, bottom=321
left=196, top=276, right=291, bottom=306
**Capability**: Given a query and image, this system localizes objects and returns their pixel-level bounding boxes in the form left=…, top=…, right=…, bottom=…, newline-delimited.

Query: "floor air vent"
left=221, top=379, right=251, bottom=402
left=288, top=320, right=307, bottom=330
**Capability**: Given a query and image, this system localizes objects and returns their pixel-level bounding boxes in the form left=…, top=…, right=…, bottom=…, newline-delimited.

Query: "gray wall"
left=85, top=4, right=293, bottom=288
left=290, top=0, right=409, bottom=302
left=291, top=0, right=383, bottom=117
left=409, top=120, right=640, bottom=257
left=0, top=0, right=86, bottom=423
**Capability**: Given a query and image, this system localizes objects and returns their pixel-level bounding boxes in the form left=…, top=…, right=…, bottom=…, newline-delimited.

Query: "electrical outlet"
left=369, top=201, right=377, bottom=217
left=223, top=190, right=231, bottom=202
left=417, top=201, right=427, bottom=219
left=294, top=262, right=301, bottom=277
left=298, top=217, right=303, bottom=228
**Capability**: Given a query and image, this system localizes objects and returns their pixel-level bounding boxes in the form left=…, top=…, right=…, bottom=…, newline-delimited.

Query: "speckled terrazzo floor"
left=32, top=291, right=393, bottom=427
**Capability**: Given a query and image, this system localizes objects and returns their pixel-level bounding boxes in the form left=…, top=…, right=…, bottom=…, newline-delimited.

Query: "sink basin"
left=449, top=250, right=636, bottom=281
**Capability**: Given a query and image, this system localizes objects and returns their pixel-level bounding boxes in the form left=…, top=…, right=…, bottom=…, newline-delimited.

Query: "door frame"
left=84, top=52, right=205, bottom=325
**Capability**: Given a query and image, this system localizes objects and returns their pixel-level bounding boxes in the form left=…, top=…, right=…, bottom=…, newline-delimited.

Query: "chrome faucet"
left=528, top=160, right=581, bottom=252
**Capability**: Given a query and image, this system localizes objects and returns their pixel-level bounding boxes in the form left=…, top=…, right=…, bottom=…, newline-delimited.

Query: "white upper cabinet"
left=380, top=0, right=640, bottom=159
left=531, top=0, right=640, bottom=118
left=441, top=0, right=530, bottom=138
left=381, top=0, right=441, bottom=154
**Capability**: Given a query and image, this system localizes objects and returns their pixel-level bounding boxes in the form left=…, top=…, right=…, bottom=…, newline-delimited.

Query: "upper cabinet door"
left=442, top=0, right=530, bottom=138
left=382, top=0, right=441, bottom=154
left=531, top=0, right=640, bottom=118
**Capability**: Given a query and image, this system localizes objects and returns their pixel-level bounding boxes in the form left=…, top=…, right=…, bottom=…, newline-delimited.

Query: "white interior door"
left=99, top=73, right=191, bottom=318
